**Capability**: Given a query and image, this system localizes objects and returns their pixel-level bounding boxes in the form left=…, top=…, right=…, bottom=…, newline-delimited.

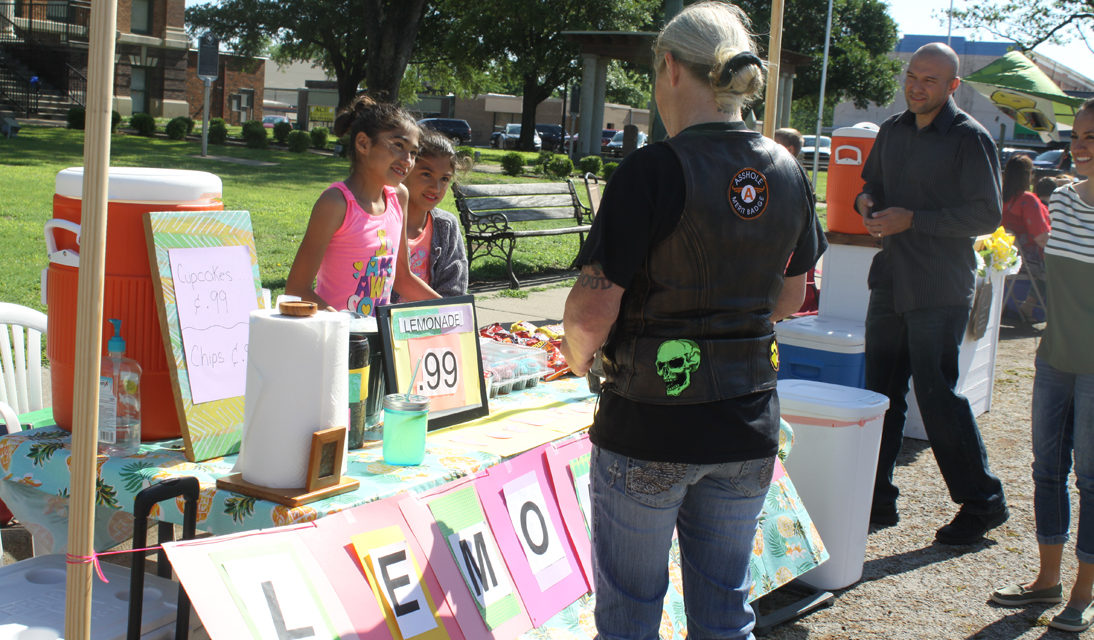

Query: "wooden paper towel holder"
left=216, top=426, right=360, bottom=507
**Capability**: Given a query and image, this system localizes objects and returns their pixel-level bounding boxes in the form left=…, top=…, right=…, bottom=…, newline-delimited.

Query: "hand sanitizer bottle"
left=98, top=318, right=142, bottom=456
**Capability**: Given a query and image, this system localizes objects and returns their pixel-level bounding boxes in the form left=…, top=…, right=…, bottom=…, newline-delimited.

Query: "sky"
left=183, top=0, right=1094, bottom=83
left=887, top=0, right=1094, bottom=81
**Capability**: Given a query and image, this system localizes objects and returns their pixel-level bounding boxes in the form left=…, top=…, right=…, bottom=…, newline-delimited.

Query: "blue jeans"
left=1031, top=358, right=1094, bottom=562
left=865, top=285, right=1006, bottom=514
left=590, top=446, right=774, bottom=640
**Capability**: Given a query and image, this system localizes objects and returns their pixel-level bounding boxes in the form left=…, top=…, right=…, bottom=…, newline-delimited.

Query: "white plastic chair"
left=0, top=302, right=48, bottom=433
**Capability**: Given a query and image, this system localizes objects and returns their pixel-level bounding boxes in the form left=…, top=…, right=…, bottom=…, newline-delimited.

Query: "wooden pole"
left=762, top=0, right=785, bottom=137
left=65, top=0, right=117, bottom=637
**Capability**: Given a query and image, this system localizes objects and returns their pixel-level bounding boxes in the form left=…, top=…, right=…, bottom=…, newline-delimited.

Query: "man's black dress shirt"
left=860, top=97, right=1002, bottom=313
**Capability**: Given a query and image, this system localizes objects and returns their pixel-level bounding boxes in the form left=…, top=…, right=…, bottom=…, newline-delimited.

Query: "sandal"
left=1049, top=605, right=1094, bottom=633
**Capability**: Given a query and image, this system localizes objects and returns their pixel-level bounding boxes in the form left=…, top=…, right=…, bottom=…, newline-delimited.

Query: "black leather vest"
left=601, top=128, right=812, bottom=404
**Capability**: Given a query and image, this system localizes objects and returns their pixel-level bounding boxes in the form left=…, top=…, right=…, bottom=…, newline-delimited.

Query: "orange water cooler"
left=45, top=167, right=224, bottom=440
left=825, top=126, right=878, bottom=235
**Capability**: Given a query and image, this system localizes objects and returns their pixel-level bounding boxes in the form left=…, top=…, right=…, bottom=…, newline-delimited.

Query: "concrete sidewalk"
left=469, top=274, right=575, bottom=329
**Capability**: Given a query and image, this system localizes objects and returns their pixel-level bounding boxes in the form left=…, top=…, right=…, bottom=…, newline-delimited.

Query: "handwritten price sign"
left=170, top=245, right=258, bottom=404
left=416, top=347, right=459, bottom=397
left=193, top=288, right=231, bottom=316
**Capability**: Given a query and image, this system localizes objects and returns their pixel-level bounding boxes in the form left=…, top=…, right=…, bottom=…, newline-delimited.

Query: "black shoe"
left=935, top=507, right=1009, bottom=545
left=870, top=503, right=899, bottom=528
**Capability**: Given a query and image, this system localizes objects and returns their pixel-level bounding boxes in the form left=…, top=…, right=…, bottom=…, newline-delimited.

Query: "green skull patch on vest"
left=655, top=339, right=701, bottom=396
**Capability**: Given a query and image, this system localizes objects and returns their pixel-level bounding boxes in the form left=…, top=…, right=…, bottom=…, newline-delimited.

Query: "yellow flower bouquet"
left=974, top=227, right=1020, bottom=276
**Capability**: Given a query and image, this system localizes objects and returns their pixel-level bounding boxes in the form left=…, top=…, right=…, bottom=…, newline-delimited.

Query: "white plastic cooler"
left=778, top=379, right=889, bottom=591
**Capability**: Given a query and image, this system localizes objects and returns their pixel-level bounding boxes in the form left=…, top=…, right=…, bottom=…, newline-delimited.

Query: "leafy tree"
left=606, top=61, right=652, bottom=109
left=424, top=0, right=658, bottom=150
left=732, top=0, right=902, bottom=109
left=186, top=0, right=428, bottom=110
left=951, top=0, right=1093, bottom=53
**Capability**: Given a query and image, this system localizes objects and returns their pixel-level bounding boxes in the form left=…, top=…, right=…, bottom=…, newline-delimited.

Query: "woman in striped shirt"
left=991, top=98, right=1094, bottom=632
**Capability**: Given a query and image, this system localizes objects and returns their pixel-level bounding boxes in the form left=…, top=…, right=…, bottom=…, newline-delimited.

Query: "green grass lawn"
left=0, top=126, right=831, bottom=312
left=0, top=128, right=593, bottom=311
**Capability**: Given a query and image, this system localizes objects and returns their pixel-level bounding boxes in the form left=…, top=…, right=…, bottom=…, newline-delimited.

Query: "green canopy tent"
left=964, top=50, right=1084, bottom=143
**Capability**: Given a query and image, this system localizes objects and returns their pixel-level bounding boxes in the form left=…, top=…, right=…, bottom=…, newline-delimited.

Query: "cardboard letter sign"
left=475, top=447, right=589, bottom=626
left=162, top=530, right=354, bottom=640
left=399, top=483, right=532, bottom=640
left=502, top=472, right=568, bottom=591
left=352, top=526, right=451, bottom=640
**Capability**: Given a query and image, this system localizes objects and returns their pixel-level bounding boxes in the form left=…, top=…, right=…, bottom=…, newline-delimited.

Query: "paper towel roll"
left=236, top=309, right=349, bottom=488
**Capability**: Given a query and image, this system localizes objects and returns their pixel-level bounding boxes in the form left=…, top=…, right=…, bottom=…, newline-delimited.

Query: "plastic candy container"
left=479, top=339, right=550, bottom=398
left=479, top=321, right=569, bottom=376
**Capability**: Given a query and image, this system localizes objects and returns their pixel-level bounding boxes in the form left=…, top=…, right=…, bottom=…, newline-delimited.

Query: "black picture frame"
left=376, top=295, right=489, bottom=430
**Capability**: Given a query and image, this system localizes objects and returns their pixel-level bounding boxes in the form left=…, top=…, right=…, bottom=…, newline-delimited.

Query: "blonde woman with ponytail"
left=561, top=2, right=826, bottom=638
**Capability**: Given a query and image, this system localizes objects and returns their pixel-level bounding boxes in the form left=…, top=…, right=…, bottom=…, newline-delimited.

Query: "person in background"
left=774, top=127, right=803, bottom=160
left=774, top=126, right=819, bottom=314
left=401, top=129, right=469, bottom=298
left=286, top=95, right=439, bottom=315
left=856, top=42, right=1007, bottom=544
left=990, top=98, right=1094, bottom=633
left=1036, top=176, right=1061, bottom=207
left=560, top=3, right=825, bottom=637
left=29, top=75, right=40, bottom=114
left=1001, top=154, right=1051, bottom=262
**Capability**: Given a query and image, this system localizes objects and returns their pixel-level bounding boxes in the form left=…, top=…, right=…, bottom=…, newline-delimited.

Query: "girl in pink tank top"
left=286, top=95, right=441, bottom=315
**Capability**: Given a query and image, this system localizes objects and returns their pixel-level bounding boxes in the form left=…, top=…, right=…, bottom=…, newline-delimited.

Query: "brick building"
left=0, top=0, right=268, bottom=121
left=184, top=51, right=265, bottom=126
left=0, top=0, right=193, bottom=118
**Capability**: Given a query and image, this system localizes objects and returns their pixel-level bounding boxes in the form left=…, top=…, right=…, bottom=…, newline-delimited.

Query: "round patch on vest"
left=770, top=338, right=779, bottom=372
left=727, top=168, right=769, bottom=220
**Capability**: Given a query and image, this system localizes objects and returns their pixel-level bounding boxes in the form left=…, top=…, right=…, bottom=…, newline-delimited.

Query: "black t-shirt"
left=575, top=121, right=826, bottom=464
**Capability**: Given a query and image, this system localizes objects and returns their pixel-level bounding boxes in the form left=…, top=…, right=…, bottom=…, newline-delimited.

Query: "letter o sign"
left=520, top=502, right=549, bottom=555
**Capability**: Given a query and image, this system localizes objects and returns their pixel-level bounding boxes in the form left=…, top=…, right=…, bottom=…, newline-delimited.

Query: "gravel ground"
left=757, top=318, right=1087, bottom=639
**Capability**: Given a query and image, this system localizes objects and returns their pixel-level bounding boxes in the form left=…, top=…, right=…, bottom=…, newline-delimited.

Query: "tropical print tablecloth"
left=0, top=377, right=596, bottom=552
left=1, top=375, right=827, bottom=638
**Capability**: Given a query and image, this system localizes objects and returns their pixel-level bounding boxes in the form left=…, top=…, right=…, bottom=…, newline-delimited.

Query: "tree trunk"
left=364, top=0, right=428, bottom=102
left=519, top=74, right=550, bottom=151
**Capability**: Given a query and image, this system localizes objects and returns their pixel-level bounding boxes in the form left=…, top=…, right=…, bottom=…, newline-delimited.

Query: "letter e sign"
left=502, top=472, right=568, bottom=590
left=370, top=541, right=439, bottom=638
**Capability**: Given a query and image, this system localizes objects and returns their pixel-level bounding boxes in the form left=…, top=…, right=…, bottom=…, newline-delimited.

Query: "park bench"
left=454, top=180, right=593, bottom=288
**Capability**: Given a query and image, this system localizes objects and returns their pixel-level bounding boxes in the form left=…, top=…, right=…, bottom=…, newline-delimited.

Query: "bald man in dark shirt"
left=857, top=43, right=1007, bottom=545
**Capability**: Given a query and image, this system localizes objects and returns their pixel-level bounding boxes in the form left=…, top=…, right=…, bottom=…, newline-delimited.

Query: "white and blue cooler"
left=775, top=315, right=866, bottom=388
left=778, top=379, right=890, bottom=591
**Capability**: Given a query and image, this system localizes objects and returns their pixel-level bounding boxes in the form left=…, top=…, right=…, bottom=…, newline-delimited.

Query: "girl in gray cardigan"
left=402, top=130, right=470, bottom=297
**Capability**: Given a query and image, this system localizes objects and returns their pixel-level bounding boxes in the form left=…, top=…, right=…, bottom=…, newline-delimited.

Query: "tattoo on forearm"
left=577, top=264, right=612, bottom=290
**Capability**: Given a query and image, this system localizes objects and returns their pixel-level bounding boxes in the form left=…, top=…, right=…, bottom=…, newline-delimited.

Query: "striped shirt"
left=1038, top=182, right=1094, bottom=373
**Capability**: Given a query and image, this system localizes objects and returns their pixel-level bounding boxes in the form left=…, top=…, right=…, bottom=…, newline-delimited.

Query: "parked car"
left=999, top=147, right=1038, bottom=165
left=262, top=114, right=290, bottom=129
left=534, top=123, right=569, bottom=151
left=605, top=130, right=648, bottom=157
left=801, top=134, right=831, bottom=168
left=599, top=128, right=619, bottom=153
left=1032, top=147, right=1072, bottom=179
left=491, top=123, right=541, bottom=150
left=418, top=118, right=472, bottom=145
